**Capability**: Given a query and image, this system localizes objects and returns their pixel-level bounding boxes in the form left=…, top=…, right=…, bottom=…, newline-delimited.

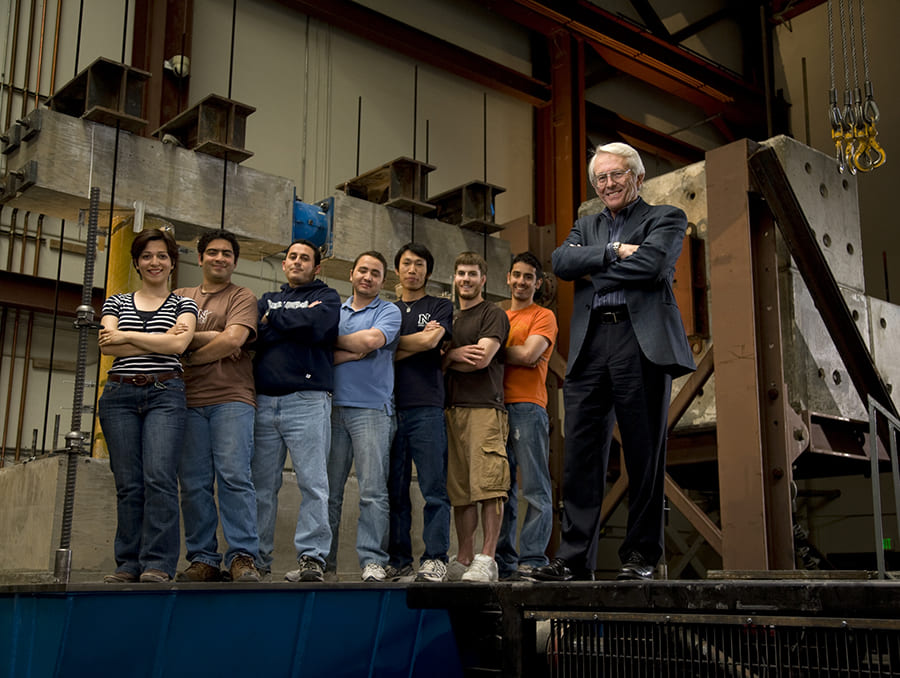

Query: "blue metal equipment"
left=292, top=194, right=334, bottom=257
left=0, top=584, right=461, bottom=678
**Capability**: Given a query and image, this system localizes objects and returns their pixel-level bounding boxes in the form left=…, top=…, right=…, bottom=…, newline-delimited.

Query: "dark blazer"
left=552, top=197, right=696, bottom=378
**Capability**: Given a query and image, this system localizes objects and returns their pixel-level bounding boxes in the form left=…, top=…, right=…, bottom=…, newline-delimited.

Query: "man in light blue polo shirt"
left=326, top=250, right=402, bottom=582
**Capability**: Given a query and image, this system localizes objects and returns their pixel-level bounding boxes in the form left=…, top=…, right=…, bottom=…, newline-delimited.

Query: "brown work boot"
left=229, top=554, right=260, bottom=582
left=139, top=569, right=172, bottom=583
left=175, top=561, right=222, bottom=582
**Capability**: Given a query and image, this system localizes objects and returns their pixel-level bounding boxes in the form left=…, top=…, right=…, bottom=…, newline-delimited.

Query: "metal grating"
left=546, top=614, right=900, bottom=677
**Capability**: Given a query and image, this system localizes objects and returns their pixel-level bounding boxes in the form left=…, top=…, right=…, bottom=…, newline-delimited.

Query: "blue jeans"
left=252, top=391, right=332, bottom=572
left=98, top=378, right=186, bottom=577
left=496, top=402, right=552, bottom=576
left=327, top=406, right=393, bottom=570
left=388, top=407, right=450, bottom=568
left=178, top=402, right=258, bottom=568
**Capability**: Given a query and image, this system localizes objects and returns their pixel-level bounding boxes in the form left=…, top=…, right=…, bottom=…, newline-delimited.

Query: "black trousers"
left=557, top=309, right=672, bottom=572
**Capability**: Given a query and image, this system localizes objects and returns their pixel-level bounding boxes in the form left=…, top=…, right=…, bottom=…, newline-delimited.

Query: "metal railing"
left=869, top=394, right=900, bottom=580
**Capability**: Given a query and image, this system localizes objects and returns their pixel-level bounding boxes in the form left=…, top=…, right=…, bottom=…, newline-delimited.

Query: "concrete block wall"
left=0, top=454, right=496, bottom=582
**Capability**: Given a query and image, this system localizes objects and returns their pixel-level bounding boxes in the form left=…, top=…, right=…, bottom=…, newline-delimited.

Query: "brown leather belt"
left=594, top=306, right=628, bottom=324
left=107, top=371, right=181, bottom=386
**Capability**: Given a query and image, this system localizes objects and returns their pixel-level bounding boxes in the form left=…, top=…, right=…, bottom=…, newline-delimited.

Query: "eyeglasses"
left=593, top=169, right=632, bottom=185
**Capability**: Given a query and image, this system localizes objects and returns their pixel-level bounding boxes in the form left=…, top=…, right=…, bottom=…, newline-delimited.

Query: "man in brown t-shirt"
left=174, top=229, right=261, bottom=583
left=443, top=251, right=510, bottom=582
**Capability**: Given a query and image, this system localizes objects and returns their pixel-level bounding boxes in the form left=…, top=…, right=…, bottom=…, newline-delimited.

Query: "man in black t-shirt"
left=387, top=243, right=454, bottom=583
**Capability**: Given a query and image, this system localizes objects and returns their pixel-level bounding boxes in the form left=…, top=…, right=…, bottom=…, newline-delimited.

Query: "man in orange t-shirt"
left=495, top=252, right=557, bottom=580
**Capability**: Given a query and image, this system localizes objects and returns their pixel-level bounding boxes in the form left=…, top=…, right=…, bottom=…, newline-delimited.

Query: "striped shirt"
left=102, top=292, right=198, bottom=375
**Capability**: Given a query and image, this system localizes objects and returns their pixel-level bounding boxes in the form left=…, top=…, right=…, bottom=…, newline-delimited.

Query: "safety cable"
left=220, top=0, right=238, bottom=230
left=828, top=0, right=884, bottom=173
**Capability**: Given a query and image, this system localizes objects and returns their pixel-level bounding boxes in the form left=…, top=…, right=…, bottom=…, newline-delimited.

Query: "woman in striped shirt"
left=98, top=228, right=198, bottom=584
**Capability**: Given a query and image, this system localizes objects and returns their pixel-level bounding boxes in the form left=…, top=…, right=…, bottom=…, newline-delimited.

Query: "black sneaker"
left=617, top=552, right=654, bottom=581
left=384, top=564, right=415, bottom=581
left=531, top=558, right=574, bottom=582
left=285, top=555, right=325, bottom=582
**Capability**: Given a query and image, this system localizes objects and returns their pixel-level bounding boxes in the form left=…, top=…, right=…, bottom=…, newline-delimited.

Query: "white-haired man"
left=533, top=143, right=695, bottom=582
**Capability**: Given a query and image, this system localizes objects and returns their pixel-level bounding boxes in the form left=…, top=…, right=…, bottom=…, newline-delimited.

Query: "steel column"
left=706, top=139, right=769, bottom=570
left=749, top=198, right=796, bottom=569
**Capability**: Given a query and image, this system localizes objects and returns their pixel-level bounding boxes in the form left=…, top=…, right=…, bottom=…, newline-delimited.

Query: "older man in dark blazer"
left=533, top=142, right=696, bottom=582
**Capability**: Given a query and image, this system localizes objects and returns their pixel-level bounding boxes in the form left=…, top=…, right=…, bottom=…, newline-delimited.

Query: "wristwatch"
left=612, top=241, right=622, bottom=257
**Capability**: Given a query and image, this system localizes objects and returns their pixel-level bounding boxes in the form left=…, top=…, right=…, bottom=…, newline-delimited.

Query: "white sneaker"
left=460, top=554, right=499, bottom=582
left=446, top=556, right=468, bottom=582
left=361, top=562, right=387, bottom=582
left=415, top=559, right=448, bottom=583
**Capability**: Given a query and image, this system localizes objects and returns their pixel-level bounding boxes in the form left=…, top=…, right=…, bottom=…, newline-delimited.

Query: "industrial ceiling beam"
left=769, top=0, right=828, bottom=24
left=670, top=8, right=732, bottom=44
left=485, top=0, right=765, bottom=136
left=628, top=0, right=671, bottom=40
left=585, top=102, right=706, bottom=166
left=272, top=0, right=551, bottom=107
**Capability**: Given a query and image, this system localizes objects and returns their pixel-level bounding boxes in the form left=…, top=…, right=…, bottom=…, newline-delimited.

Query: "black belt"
left=107, top=371, right=181, bottom=385
left=593, top=306, right=628, bottom=324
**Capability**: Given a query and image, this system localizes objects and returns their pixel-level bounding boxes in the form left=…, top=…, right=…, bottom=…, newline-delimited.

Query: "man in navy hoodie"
left=251, top=239, right=341, bottom=582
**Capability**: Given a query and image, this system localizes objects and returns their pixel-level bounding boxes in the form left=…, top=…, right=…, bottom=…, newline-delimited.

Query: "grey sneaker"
left=447, top=556, right=468, bottom=582
left=361, top=562, right=387, bottom=582
left=460, top=554, right=499, bottom=582
left=415, top=559, right=448, bottom=582
left=384, top=564, right=415, bottom=581
left=285, top=555, right=325, bottom=582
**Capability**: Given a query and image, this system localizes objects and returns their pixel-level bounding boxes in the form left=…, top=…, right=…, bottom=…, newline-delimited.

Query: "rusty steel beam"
left=665, top=474, right=723, bottom=555
left=664, top=347, right=724, bottom=556
left=486, top=0, right=765, bottom=135
left=540, top=29, right=584, bottom=367
left=0, top=270, right=105, bottom=316
left=706, top=139, right=770, bottom=571
left=599, top=348, right=722, bottom=554
left=749, top=198, right=796, bottom=569
left=273, top=0, right=550, bottom=107
left=539, top=30, right=584, bottom=556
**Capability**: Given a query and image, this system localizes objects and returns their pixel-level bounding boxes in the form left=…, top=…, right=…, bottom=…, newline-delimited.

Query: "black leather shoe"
left=617, top=552, right=654, bottom=581
left=530, top=558, right=573, bottom=582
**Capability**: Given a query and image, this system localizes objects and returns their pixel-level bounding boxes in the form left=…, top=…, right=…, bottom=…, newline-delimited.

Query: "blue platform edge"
left=0, top=585, right=462, bottom=678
